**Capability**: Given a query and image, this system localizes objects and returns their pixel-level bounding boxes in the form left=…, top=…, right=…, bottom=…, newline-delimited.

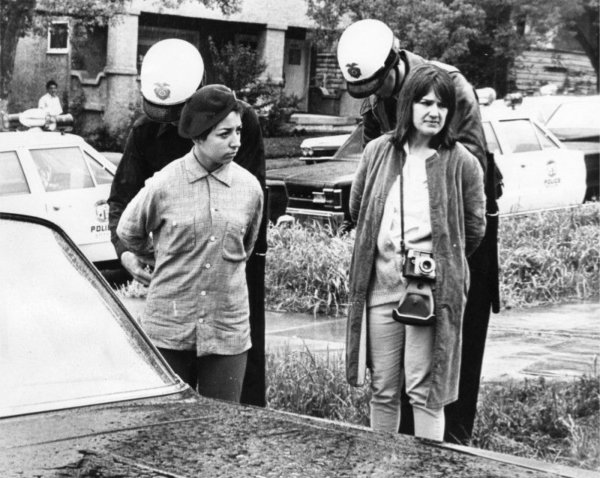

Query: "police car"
left=268, top=110, right=587, bottom=227
left=0, top=109, right=117, bottom=265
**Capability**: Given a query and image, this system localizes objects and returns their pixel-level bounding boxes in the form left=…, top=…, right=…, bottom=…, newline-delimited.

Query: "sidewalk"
left=265, top=300, right=600, bottom=382
left=119, top=296, right=599, bottom=382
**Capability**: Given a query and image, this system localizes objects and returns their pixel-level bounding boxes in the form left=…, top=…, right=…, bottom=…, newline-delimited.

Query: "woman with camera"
left=346, top=63, right=486, bottom=441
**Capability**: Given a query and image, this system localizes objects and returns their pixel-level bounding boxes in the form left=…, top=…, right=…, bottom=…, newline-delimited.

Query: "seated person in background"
left=38, top=80, right=63, bottom=116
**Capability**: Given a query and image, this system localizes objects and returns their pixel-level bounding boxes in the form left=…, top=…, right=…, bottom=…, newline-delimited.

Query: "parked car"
left=300, top=132, right=350, bottom=163
left=0, top=211, right=587, bottom=477
left=267, top=110, right=587, bottom=227
left=492, top=95, right=600, bottom=200
left=0, top=112, right=118, bottom=266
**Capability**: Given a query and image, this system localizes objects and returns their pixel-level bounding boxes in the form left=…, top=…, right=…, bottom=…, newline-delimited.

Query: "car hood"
left=0, top=389, right=579, bottom=478
left=267, top=159, right=358, bottom=188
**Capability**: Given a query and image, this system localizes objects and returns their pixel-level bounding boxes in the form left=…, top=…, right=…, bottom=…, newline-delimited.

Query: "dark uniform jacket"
left=361, top=50, right=487, bottom=173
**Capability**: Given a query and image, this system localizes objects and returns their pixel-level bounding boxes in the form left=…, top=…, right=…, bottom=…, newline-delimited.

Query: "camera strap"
left=398, top=153, right=406, bottom=259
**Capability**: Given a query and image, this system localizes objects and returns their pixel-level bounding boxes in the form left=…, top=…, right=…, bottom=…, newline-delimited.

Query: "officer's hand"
left=121, top=251, right=154, bottom=287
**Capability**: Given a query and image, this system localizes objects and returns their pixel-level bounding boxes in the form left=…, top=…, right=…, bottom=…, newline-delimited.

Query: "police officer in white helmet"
left=338, top=19, right=501, bottom=444
left=338, top=19, right=486, bottom=167
left=108, top=38, right=267, bottom=407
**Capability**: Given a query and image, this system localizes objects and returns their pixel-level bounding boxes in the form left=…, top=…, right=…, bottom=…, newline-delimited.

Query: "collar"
left=184, top=150, right=233, bottom=187
left=157, top=122, right=178, bottom=138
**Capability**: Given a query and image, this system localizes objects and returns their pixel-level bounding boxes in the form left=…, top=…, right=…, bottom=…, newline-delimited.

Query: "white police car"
left=0, top=109, right=117, bottom=265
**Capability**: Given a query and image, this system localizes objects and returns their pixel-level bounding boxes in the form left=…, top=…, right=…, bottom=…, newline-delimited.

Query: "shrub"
left=265, top=221, right=353, bottom=316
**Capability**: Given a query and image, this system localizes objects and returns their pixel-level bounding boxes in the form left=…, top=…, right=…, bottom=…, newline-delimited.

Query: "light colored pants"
left=368, top=301, right=445, bottom=441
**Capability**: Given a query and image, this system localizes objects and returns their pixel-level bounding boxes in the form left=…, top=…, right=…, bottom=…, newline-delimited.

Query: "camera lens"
left=419, top=258, right=434, bottom=274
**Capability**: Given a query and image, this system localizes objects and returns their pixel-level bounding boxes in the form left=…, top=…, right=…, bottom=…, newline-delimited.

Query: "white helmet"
left=337, top=19, right=400, bottom=99
left=140, top=39, right=204, bottom=123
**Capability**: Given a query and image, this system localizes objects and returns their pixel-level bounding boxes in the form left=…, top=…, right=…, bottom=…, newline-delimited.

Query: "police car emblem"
left=94, top=200, right=109, bottom=222
left=346, top=63, right=362, bottom=79
left=154, top=83, right=171, bottom=100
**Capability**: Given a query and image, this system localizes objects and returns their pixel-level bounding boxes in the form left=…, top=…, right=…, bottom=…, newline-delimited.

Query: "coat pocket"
left=164, top=217, right=196, bottom=254
left=222, top=222, right=247, bottom=262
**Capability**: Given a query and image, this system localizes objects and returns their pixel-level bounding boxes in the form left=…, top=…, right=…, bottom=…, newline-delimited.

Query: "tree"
left=306, top=0, right=598, bottom=96
left=0, top=0, right=242, bottom=111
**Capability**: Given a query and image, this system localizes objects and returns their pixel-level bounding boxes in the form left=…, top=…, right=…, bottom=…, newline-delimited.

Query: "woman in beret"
left=118, top=84, right=263, bottom=402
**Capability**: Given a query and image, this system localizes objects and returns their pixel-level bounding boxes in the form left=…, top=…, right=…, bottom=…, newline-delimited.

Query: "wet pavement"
left=120, top=298, right=599, bottom=382
left=265, top=300, right=600, bottom=382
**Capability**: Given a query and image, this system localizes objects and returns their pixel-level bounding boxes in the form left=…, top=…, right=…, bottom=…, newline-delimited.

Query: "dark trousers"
left=157, top=348, right=248, bottom=403
left=240, top=253, right=266, bottom=407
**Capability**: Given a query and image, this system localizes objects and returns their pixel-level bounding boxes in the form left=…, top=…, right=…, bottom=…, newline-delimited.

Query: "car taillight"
left=312, top=188, right=342, bottom=209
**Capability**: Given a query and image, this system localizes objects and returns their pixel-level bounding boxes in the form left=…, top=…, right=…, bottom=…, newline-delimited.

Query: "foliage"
left=498, top=204, right=599, bottom=309
left=208, top=36, right=269, bottom=105
left=117, top=204, right=600, bottom=315
left=471, top=376, right=600, bottom=470
left=207, top=37, right=300, bottom=137
left=265, top=221, right=353, bottom=316
left=267, top=347, right=371, bottom=426
left=258, top=91, right=301, bottom=137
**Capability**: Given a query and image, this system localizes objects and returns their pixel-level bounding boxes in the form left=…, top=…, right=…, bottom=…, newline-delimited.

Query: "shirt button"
left=198, top=319, right=204, bottom=324
left=200, top=291, right=206, bottom=296
left=205, top=263, right=211, bottom=269
left=210, top=236, right=216, bottom=241
left=241, top=227, right=246, bottom=234
left=173, top=221, right=177, bottom=226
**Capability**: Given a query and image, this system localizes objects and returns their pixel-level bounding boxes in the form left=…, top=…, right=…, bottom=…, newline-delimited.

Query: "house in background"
left=9, top=0, right=336, bottom=138
left=7, top=0, right=598, bottom=139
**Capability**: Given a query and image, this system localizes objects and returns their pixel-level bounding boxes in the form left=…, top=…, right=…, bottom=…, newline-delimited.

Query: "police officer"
left=108, top=39, right=267, bottom=407
left=337, top=19, right=501, bottom=444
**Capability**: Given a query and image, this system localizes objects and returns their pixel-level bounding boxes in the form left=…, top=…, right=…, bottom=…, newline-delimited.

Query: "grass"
left=116, top=203, right=600, bottom=316
left=266, top=347, right=600, bottom=471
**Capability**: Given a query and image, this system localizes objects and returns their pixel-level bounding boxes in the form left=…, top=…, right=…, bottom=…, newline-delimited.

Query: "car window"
left=498, top=119, right=541, bottom=153
left=0, top=216, right=180, bottom=417
left=0, top=151, right=30, bottom=196
left=482, top=122, right=501, bottom=155
left=534, top=123, right=559, bottom=150
left=30, top=147, right=94, bottom=192
left=546, top=101, right=600, bottom=130
left=85, top=151, right=114, bottom=185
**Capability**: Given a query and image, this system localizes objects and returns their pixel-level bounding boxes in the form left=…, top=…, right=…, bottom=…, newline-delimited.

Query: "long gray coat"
left=346, top=134, right=486, bottom=408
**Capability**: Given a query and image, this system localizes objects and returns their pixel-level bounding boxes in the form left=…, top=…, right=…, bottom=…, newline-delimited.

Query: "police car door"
left=28, top=145, right=114, bottom=262
left=493, top=118, right=586, bottom=214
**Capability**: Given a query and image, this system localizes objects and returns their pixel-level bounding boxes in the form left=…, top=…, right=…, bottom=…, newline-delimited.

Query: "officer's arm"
left=107, top=125, right=150, bottom=261
left=451, top=74, right=487, bottom=174
left=361, top=102, right=382, bottom=148
left=237, top=104, right=266, bottom=188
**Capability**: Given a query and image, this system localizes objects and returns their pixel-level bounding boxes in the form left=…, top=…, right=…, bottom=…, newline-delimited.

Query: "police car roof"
left=0, top=130, right=87, bottom=150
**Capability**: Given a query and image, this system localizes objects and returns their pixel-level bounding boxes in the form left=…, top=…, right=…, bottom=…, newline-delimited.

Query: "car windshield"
left=333, top=123, right=364, bottom=161
left=0, top=215, right=181, bottom=418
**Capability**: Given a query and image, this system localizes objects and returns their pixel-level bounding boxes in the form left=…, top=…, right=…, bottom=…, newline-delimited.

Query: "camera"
left=402, top=249, right=436, bottom=282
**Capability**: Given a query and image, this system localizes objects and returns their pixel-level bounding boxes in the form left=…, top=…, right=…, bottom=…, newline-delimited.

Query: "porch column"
left=258, top=24, right=287, bottom=84
left=104, top=10, right=140, bottom=136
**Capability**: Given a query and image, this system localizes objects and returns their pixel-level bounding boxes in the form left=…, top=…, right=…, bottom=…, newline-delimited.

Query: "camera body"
left=402, top=249, right=436, bottom=282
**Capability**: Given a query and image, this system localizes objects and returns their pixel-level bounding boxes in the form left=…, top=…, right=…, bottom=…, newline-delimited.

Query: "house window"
left=48, top=22, right=69, bottom=54
left=288, top=48, right=302, bottom=66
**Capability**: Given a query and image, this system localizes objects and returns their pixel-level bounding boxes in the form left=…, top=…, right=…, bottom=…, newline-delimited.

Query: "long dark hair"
left=391, top=63, right=456, bottom=150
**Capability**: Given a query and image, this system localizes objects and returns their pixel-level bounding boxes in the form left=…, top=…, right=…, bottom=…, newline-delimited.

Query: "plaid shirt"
left=117, top=151, right=263, bottom=356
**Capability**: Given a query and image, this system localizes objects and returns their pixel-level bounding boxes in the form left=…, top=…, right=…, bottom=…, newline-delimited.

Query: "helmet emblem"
left=346, top=63, right=362, bottom=79
left=154, top=83, right=171, bottom=100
